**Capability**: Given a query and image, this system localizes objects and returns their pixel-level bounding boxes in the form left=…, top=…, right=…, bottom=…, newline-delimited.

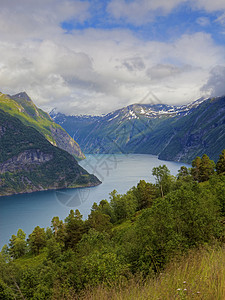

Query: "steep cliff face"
left=0, top=150, right=53, bottom=174
left=158, top=97, right=225, bottom=162
left=50, top=126, right=85, bottom=160
left=0, top=92, right=85, bottom=160
left=0, top=109, right=101, bottom=196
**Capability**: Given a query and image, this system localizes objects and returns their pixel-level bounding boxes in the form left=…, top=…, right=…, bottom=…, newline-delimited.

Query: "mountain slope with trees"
left=0, top=92, right=85, bottom=160
left=1, top=151, right=225, bottom=298
left=0, top=109, right=100, bottom=196
left=51, top=96, right=225, bottom=163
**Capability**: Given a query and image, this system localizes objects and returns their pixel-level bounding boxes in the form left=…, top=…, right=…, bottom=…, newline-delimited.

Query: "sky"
left=0, top=0, right=225, bottom=115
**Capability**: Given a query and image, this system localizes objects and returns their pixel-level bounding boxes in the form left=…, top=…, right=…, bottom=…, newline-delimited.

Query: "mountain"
left=51, top=96, right=225, bottom=163
left=0, top=109, right=101, bottom=196
left=0, top=92, right=85, bottom=160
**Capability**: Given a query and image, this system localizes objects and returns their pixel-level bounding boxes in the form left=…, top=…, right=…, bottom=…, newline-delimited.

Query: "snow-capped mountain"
left=103, top=97, right=206, bottom=122
left=50, top=96, right=225, bottom=163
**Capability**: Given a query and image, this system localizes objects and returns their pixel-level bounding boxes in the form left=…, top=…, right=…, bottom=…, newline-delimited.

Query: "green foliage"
left=1, top=155, right=225, bottom=297
left=216, top=149, right=225, bottom=174
left=80, top=250, right=128, bottom=287
left=0, top=245, right=11, bottom=263
left=132, top=180, right=157, bottom=209
left=64, top=210, right=86, bottom=249
left=177, top=166, right=191, bottom=181
left=191, top=154, right=215, bottom=182
left=77, top=229, right=111, bottom=257
left=51, top=216, right=65, bottom=243
left=86, top=210, right=113, bottom=233
left=152, top=165, right=175, bottom=197
left=46, top=238, right=62, bottom=262
left=207, top=174, right=225, bottom=216
left=199, top=154, right=215, bottom=182
left=8, top=229, right=27, bottom=259
left=109, top=190, right=138, bottom=222
left=28, top=226, right=46, bottom=255
left=0, top=279, right=14, bottom=299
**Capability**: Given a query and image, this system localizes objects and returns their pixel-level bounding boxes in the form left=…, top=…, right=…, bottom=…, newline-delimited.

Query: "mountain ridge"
left=51, top=96, right=225, bottom=163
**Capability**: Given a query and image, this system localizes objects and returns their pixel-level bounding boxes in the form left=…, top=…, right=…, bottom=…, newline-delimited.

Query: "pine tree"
left=199, top=154, right=215, bottom=182
left=216, top=149, right=225, bottom=174
left=28, top=226, right=46, bottom=255
left=191, top=156, right=201, bottom=181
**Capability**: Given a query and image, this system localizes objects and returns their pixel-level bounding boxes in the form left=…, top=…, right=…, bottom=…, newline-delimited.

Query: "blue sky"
left=0, top=0, right=225, bottom=114
left=62, top=1, right=225, bottom=45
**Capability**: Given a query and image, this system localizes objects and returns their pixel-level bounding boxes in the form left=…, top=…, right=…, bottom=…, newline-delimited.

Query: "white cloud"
left=192, top=0, right=225, bottom=12
left=0, top=1, right=225, bottom=114
left=0, top=0, right=90, bottom=41
left=201, top=65, right=225, bottom=97
left=107, top=0, right=187, bottom=25
left=107, top=0, right=225, bottom=26
left=0, top=28, right=224, bottom=114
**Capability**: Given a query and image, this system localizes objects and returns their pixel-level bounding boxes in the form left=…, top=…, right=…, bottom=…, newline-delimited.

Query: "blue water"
left=0, top=154, right=189, bottom=249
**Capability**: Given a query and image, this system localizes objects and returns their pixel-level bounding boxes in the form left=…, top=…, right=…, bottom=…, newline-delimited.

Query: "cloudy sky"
left=0, top=0, right=225, bottom=115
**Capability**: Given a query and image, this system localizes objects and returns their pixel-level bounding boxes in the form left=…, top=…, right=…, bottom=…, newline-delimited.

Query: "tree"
left=191, top=154, right=215, bottom=182
left=8, top=229, right=27, bottom=259
left=28, top=226, right=46, bottom=255
left=216, top=149, right=225, bottom=174
left=177, top=166, right=191, bottom=181
left=1, top=245, right=10, bottom=263
left=86, top=210, right=112, bottom=233
left=133, top=180, right=157, bottom=210
left=51, top=216, right=65, bottom=243
left=191, top=156, right=201, bottom=181
left=109, top=190, right=138, bottom=222
left=46, top=238, right=62, bottom=262
left=65, top=209, right=85, bottom=248
left=152, top=165, right=173, bottom=197
left=199, top=154, right=215, bottom=182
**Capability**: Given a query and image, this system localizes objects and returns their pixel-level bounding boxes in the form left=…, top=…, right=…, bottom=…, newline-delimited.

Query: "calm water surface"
left=0, top=154, right=189, bottom=249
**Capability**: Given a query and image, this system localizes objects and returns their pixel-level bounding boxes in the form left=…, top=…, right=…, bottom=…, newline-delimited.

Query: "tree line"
left=1, top=150, right=225, bottom=299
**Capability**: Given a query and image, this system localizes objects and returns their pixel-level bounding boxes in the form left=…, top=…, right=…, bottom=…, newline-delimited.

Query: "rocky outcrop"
left=0, top=150, right=53, bottom=174
left=0, top=126, right=6, bottom=138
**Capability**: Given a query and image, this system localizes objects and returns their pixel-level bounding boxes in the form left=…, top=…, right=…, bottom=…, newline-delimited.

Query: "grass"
left=78, top=244, right=225, bottom=300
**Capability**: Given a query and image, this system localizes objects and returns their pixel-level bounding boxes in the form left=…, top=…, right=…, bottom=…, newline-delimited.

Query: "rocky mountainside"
left=0, top=92, right=85, bottom=160
left=0, top=109, right=101, bottom=196
left=51, top=96, right=225, bottom=163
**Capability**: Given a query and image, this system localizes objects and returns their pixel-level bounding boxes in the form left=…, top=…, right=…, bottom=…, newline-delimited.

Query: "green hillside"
left=0, top=92, right=85, bottom=160
left=0, top=109, right=100, bottom=196
left=1, top=153, right=225, bottom=299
